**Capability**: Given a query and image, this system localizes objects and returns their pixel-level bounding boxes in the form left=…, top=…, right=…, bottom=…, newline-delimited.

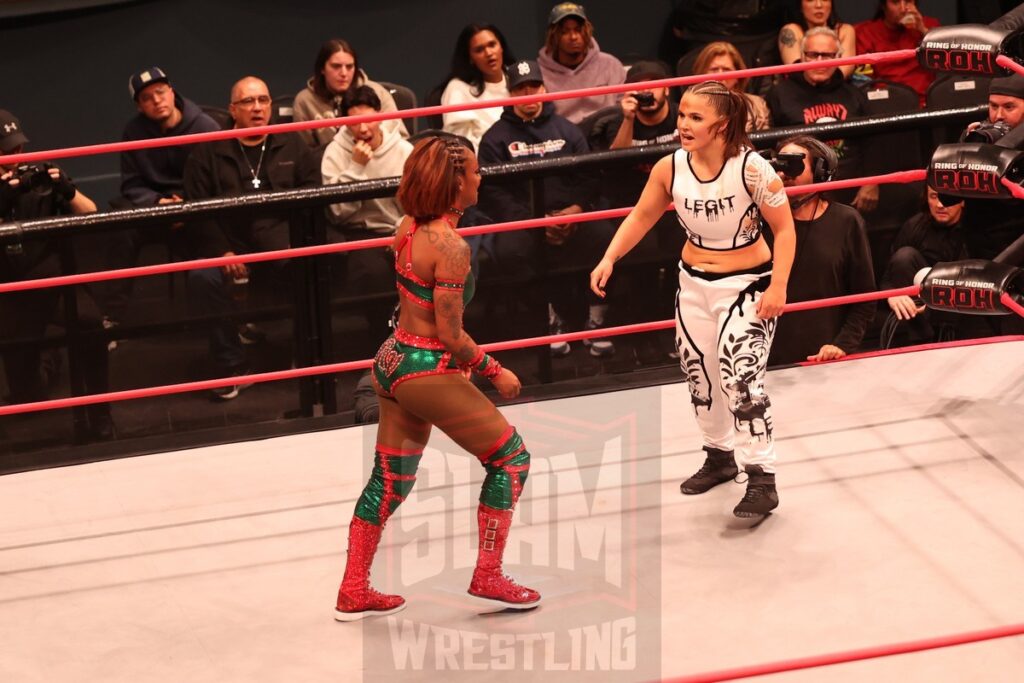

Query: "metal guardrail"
left=0, top=104, right=987, bottom=245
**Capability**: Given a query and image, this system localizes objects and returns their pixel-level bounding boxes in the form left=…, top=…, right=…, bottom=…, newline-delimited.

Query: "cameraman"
left=959, top=74, right=1024, bottom=261
left=0, top=109, right=113, bottom=439
left=956, top=74, right=1024, bottom=335
left=593, top=60, right=684, bottom=324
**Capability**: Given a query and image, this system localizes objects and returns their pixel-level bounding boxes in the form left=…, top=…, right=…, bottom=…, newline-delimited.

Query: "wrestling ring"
left=1, top=31, right=1024, bottom=683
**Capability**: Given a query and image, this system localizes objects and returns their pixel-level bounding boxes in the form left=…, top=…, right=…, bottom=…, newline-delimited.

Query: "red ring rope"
left=996, top=54, right=1024, bottom=79
left=1002, top=291, right=1024, bottom=319
left=0, top=50, right=918, bottom=167
left=3, top=282, right=1008, bottom=417
left=1002, top=176, right=1024, bottom=200
left=0, top=169, right=930, bottom=296
left=1, top=38, right=1020, bottom=679
left=797, top=333, right=1024, bottom=365
left=659, top=621, right=1024, bottom=683
left=783, top=285, right=920, bottom=312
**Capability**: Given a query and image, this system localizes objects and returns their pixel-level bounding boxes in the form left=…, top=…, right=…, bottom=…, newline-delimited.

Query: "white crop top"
left=670, top=147, right=781, bottom=251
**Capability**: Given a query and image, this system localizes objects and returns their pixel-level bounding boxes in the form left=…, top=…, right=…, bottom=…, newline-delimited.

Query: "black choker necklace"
left=448, top=207, right=465, bottom=217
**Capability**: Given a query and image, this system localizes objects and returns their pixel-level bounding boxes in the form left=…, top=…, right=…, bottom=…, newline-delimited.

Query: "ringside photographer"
left=0, top=109, right=113, bottom=440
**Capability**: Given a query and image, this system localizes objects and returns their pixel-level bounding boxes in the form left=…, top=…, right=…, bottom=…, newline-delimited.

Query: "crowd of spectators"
left=3, top=0, right=1024, bottom=439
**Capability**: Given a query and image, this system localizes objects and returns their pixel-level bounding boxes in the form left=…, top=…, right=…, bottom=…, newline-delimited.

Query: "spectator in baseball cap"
left=537, top=2, right=627, bottom=124
left=0, top=110, right=29, bottom=154
left=99, top=67, right=222, bottom=327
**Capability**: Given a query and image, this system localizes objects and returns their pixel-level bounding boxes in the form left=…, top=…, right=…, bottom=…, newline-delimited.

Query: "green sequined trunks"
left=373, top=328, right=462, bottom=396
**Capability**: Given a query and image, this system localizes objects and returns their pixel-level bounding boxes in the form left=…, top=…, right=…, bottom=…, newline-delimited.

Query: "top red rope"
left=996, top=54, right=1024, bottom=79
left=0, top=50, right=919, bottom=167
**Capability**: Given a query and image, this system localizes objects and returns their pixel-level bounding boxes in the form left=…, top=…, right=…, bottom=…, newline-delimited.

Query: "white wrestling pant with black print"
left=674, top=262, right=777, bottom=472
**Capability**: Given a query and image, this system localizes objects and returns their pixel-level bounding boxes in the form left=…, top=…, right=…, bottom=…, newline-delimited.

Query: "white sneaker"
left=548, top=305, right=571, bottom=357
left=102, top=317, right=119, bottom=352
left=582, top=317, right=615, bottom=358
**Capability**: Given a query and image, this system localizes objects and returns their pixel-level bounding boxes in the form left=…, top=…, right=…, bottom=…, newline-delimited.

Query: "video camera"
left=961, top=121, right=1012, bottom=145
left=634, top=91, right=656, bottom=108
left=758, top=150, right=805, bottom=178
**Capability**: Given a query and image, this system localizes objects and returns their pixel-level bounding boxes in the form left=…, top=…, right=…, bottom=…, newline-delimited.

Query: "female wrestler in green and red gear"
left=335, top=135, right=540, bottom=621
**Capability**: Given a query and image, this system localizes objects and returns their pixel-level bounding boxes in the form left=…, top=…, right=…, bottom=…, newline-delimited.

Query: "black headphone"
left=776, top=135, right=838, bottom=184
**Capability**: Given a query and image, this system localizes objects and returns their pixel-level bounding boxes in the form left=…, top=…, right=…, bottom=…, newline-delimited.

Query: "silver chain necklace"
left=238, top=138, right=268, bottom=189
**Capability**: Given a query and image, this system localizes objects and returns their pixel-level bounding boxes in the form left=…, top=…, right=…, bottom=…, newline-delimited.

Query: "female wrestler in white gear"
left=591, top=80, right=796, bottom=517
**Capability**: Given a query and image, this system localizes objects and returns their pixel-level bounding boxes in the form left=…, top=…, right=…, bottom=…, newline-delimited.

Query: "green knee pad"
left=354, top=446, right=423, bottom=526
left=478, top=427, right=531, bottom=510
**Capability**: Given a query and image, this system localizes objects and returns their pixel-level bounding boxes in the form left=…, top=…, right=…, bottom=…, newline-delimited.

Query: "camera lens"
left=634, top=92, right=655, bottom=107
left=964, top=121, right=1010, bottom=144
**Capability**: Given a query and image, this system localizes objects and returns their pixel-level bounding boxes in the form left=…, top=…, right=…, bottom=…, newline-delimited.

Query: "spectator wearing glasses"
left=856, top=0, right=939, bottom=105
left=766, top=27, right=878, bottom=214
left=779, top=0, right=857, bottom=79
left=102, top=67, right=221, bottom=327
left=183, top=76, right=320, bottom=399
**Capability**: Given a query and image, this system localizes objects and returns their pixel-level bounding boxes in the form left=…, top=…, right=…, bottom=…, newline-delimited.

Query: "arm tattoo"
left=435, top=291, right=477, bottom=362
left=432, top=233, right=478, bottom=363
left=440, top=232, right=471, bottom=275
left=780, top=27, right=797, bottom=48
left=744, top=156, right=787, bottom=209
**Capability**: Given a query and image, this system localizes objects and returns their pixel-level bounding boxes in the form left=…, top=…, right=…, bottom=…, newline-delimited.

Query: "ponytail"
left=686, top=80, right=752, bottom=158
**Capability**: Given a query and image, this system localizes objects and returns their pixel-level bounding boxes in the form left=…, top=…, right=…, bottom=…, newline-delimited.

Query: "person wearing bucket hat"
left=0, top=111, right=114, bottom=440
left=536, top=3, right=626, bottom=124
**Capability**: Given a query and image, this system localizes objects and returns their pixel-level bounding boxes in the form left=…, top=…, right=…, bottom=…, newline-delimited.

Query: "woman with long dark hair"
left=293, top=38, right=406, bottom=149
left=334, top=136, right=540, bottom=621
left=779, top=0, right=857, bottom=78
left=440, top=23, right=516, bottom=150
left=591, top=81, right=796, bottom=518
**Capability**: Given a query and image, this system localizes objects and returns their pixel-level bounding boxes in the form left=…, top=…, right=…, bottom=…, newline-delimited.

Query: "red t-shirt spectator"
left=856, top=15, right=940, bottom=105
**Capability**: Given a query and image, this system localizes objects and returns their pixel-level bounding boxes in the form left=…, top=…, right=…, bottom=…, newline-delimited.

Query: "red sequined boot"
left=468, top=504, right=540, bottom=609
left=335, top=517, right=406, bottom=621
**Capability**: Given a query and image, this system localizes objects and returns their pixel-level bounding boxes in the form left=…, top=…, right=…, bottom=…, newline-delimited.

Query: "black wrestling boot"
left=733, top=465, right=779, bottom=517
left=680, top=447, right=739, bottom=495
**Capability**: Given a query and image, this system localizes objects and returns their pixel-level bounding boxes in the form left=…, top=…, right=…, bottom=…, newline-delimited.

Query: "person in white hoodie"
left=440, top=22, right=516, bottom=151
left=322, top=85, right=413, bottom=352
left=536, top=3, right=626, bottom=124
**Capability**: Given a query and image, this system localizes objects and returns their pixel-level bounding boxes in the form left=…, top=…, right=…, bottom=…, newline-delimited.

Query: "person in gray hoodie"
left=293, top=38, right=407, bottom=150
left=322, top=86, right=413, bottom=353
left=536, top=3, right=626, bottom=124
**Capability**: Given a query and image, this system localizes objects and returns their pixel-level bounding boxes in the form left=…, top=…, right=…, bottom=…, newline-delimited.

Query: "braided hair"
left=685, top=80, right=752, bottom=158
left=397, top=135, right=473, bottom=221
